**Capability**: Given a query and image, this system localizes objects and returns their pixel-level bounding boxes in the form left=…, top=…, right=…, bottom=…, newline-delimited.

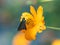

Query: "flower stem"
left=47, top=26, right=60, bottom=30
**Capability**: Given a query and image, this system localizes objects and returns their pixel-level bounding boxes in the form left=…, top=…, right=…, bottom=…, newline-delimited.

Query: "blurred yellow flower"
left=20, top=6, right=46, bottom=40
left=52, top=39, right=60, bottom=45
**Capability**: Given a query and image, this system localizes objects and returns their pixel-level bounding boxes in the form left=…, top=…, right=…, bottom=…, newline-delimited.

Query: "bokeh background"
left=0, top=0, right=60, bottom=45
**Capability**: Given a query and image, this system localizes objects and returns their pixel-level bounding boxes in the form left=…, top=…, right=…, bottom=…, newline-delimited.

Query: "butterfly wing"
left=18, top=18, right=26, bottom=31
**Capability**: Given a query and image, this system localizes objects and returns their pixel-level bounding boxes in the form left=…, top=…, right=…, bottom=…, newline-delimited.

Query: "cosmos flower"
left=19, top=6, right=46, bottom=40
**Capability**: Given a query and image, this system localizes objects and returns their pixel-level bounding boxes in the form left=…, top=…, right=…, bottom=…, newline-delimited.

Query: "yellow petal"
left=38, top=30, right=42, bottom=33
left=37, top=6, right=43, bottom=20
left=30, top=6, right=37, bottom=18
left=25, top=28, right=37, bottom=40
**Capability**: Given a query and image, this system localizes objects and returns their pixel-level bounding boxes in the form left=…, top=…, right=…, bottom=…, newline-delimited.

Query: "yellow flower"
left=20, top=6, right=46, bottom=40
left=52, top=39, right=60, bottom=45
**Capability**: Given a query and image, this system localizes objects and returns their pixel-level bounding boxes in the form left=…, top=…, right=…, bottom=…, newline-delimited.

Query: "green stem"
left=47, top=26, right=60, bottom=30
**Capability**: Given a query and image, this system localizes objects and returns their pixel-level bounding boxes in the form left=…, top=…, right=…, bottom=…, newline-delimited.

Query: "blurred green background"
left=0, top=0, right=60, bottom=45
